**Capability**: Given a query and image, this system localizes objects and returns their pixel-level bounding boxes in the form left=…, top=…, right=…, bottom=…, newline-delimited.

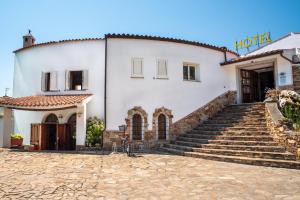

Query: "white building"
left=0, top=32, right=299, bottom=150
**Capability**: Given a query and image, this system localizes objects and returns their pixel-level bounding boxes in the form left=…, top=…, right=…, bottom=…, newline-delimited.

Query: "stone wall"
left=103, top=90, right=237, bottom=151
left=170, top=91, right=237, bottom=140
left=293, top=66, right=300, bottom=93
left=265, top=102, right=300, bottom=159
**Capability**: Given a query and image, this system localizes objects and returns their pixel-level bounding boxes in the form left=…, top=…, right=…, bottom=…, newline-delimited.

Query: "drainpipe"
left=104, top=36, right=107, bottom=129
left=221, top=47, right=227, bottom=62
left=102, top=35, right=108, bottom=149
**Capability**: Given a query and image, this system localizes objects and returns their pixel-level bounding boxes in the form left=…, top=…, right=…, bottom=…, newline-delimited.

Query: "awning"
left=0, top=94, right=92, bottom=111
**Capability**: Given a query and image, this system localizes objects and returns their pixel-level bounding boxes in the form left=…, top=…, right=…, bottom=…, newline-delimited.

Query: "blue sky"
left=0, top=0, right=299, bottom=96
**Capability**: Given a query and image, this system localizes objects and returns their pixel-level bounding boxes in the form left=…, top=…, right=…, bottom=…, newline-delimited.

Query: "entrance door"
left=241, top=69, right=255, bottom=103
left=66, top=114, right=77, bottom=150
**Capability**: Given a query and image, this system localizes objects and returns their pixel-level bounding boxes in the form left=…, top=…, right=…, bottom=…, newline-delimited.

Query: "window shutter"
left=157, top=59, right=167, bottom=77
left=50, top=71, right=58, bottom=91
left=65, top=70, right=70, bottom=90
left=82, top=70, right=89, bottom=90
left=132, top=58, right=143, bottom=76
left=41, top=72, right=46, bottom=91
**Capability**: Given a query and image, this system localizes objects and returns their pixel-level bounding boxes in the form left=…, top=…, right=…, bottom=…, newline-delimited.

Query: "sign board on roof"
left=234, top=32, right=272, bottom=52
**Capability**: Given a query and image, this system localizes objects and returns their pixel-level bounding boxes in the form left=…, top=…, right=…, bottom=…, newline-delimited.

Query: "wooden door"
left=241, top=69, right=254, bottom=103
left=158, top=114, right=167, bottom=140
left=30, top=124, right=47, bottom=150
left=57, top=124, right=67, bottom=150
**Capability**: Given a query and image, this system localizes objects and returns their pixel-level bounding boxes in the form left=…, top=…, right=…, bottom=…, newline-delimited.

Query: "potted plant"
left=11, top=134, right=23, bottom=146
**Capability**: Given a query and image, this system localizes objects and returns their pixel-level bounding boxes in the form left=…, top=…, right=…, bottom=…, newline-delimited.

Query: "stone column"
left=76, top=105, right=86, bottom=149
left=0, top=108, right=12, bottom=148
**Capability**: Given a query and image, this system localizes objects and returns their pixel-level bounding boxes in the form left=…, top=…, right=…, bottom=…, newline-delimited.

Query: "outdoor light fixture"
left=77, top=112, right=83, bottom=117
left=118, top=124, right=127, bottom=132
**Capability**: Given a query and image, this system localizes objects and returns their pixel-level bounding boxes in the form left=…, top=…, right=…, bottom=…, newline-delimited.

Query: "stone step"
left=181, top=134, right=274, bottom=141
left=188, top=130, right=270, bottom=136
left=200, top=123, right=267, bottom=127
left=212, top=116, right=266, bottom=121
left=173, top=141, right=285, bottom=152
left=159, top=147, right=300, bottom=169
left=221, top=110, right=265, bottom=115
left=204, top=120, right=267, bottom=125
left=192, top=148, right=296, bottom=160
left=214, top=113, right=265, bottom=118
left=201, top=144, right=285, bottom=152
left=195, top=126, right=268, bottom=132
left=177, top=137, right=277, bottom=146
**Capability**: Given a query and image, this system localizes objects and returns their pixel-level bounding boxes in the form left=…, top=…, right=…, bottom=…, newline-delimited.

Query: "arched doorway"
left=44, top=114, right=58, bottom=150
left=67, top=114, right=77, bottom=150
left=158, top=114, right=167, bottom=140
left=132, top=114, right=142, bottom=140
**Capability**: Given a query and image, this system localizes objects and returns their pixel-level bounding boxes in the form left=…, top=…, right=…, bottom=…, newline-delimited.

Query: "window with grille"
left=132, top=114, right=142, bottom=140
left=183, top=63, right=200, bottom=81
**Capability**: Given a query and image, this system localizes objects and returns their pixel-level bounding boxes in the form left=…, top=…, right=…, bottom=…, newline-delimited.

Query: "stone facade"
left=293, top=66, right=300, bottom=93
left=102, top=91, right=236, bottom=150
left=102, top=130, right=125, bottom=150
left=169, top=90, right=237, bottom=139
left=265, top=101, right=300, bottom=159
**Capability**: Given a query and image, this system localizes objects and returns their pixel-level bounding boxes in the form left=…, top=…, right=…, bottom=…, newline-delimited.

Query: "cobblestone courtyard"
left=0, top=150, right=300, bottom=200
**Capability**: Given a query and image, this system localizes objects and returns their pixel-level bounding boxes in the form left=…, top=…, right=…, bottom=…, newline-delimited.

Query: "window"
left=41, top=71, right=58, bottom=92
left=183, top=64, right=199, bottom=81
left=65, top=70, right=88, bottom=91
left=131, top=58, right=143, bottom=77
left=156, top=59, right=168, bottom=78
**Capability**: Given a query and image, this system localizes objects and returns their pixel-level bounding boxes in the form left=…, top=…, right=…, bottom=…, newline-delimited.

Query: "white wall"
left=13, top=40, right=106, bottom=144
left=106, top=38, right=238, bottom=130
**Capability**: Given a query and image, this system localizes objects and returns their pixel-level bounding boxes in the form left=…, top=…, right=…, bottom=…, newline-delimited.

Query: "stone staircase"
left=160, top=103, right=300, bottom=169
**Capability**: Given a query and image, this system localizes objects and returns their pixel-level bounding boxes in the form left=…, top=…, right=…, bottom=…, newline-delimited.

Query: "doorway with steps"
left=240, top=66, right=275, bottom=103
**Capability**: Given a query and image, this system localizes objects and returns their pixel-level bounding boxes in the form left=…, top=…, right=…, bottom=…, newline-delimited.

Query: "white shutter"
left=157, top=59, right=167, bottom=78
left=41, top=72, right=46, bottom=91
left=82, top=70, right=89, bottom=90
left=65, top=70, right=70, bottom=90
left=50, top=71, right=58, bottom=91
left=132, top=58, right=143, bottom=77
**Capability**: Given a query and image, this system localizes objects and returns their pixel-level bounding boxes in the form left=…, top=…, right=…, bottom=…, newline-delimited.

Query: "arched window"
left=132, top=114, right=142, bottom=140
left=68, top=113, right=76, bottom=124
left=158, top=114, right=167, bottom=140
left=45, top=114, right=59, bottom=124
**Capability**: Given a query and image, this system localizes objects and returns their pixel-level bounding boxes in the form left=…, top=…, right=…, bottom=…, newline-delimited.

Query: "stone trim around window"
left=152, top=107, right=173, bottom=141
left=125, top=106, right=148, bottom=141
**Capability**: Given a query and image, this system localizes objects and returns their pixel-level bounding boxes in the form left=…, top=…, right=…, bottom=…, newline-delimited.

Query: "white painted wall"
left=13, top=40, right=106, bottom=145
left=106, top=38, right=238, bottom=130
left=247, top=33, right=300, bottom=56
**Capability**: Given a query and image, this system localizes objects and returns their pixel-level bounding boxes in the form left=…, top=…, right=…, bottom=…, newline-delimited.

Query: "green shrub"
left=11, top=133, right=23, bottom=140
left=281, top=104, right=300, bottom=130
left=86, top=117, right=104, bottom=147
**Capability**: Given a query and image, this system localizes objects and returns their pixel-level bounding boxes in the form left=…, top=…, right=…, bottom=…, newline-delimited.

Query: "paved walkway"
left=0, top=150, right=300, bottom=200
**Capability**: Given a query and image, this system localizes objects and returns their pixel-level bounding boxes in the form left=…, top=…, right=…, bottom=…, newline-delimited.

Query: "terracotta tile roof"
left=13, top=38, right=103, bottom=53
left=0, top=94, right=92, bottom=111
left=106, top=33, right=239, bottom=56
left=220, top=50, right=283, bottom=66
left=13, top=33, right=239, bottom=56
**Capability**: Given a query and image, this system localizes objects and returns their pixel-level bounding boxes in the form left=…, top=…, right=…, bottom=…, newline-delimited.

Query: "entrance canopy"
left=0, top=94, right=92, bottom=111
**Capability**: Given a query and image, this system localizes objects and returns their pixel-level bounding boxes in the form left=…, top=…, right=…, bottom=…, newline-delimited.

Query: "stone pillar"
left=76, top=105, right=86, bottom=149
left=0, top=108, right=12, bottom=148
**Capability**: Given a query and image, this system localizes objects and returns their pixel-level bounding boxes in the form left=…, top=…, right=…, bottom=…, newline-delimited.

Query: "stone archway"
left=125, top=106, right=148, bottom=141
left=152, top=107, right=173, bottom=140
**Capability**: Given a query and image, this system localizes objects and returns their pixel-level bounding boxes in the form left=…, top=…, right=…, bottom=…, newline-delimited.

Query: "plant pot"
left=11, top=138, right=23, bottom=146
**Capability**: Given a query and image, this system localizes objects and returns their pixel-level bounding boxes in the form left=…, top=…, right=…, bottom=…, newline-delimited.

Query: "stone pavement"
left=0, top=150, right=300, bottom=200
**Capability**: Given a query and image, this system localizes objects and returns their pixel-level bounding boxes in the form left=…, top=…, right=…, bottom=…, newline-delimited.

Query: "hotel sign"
left=234, top=32, right=272, bottom=51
